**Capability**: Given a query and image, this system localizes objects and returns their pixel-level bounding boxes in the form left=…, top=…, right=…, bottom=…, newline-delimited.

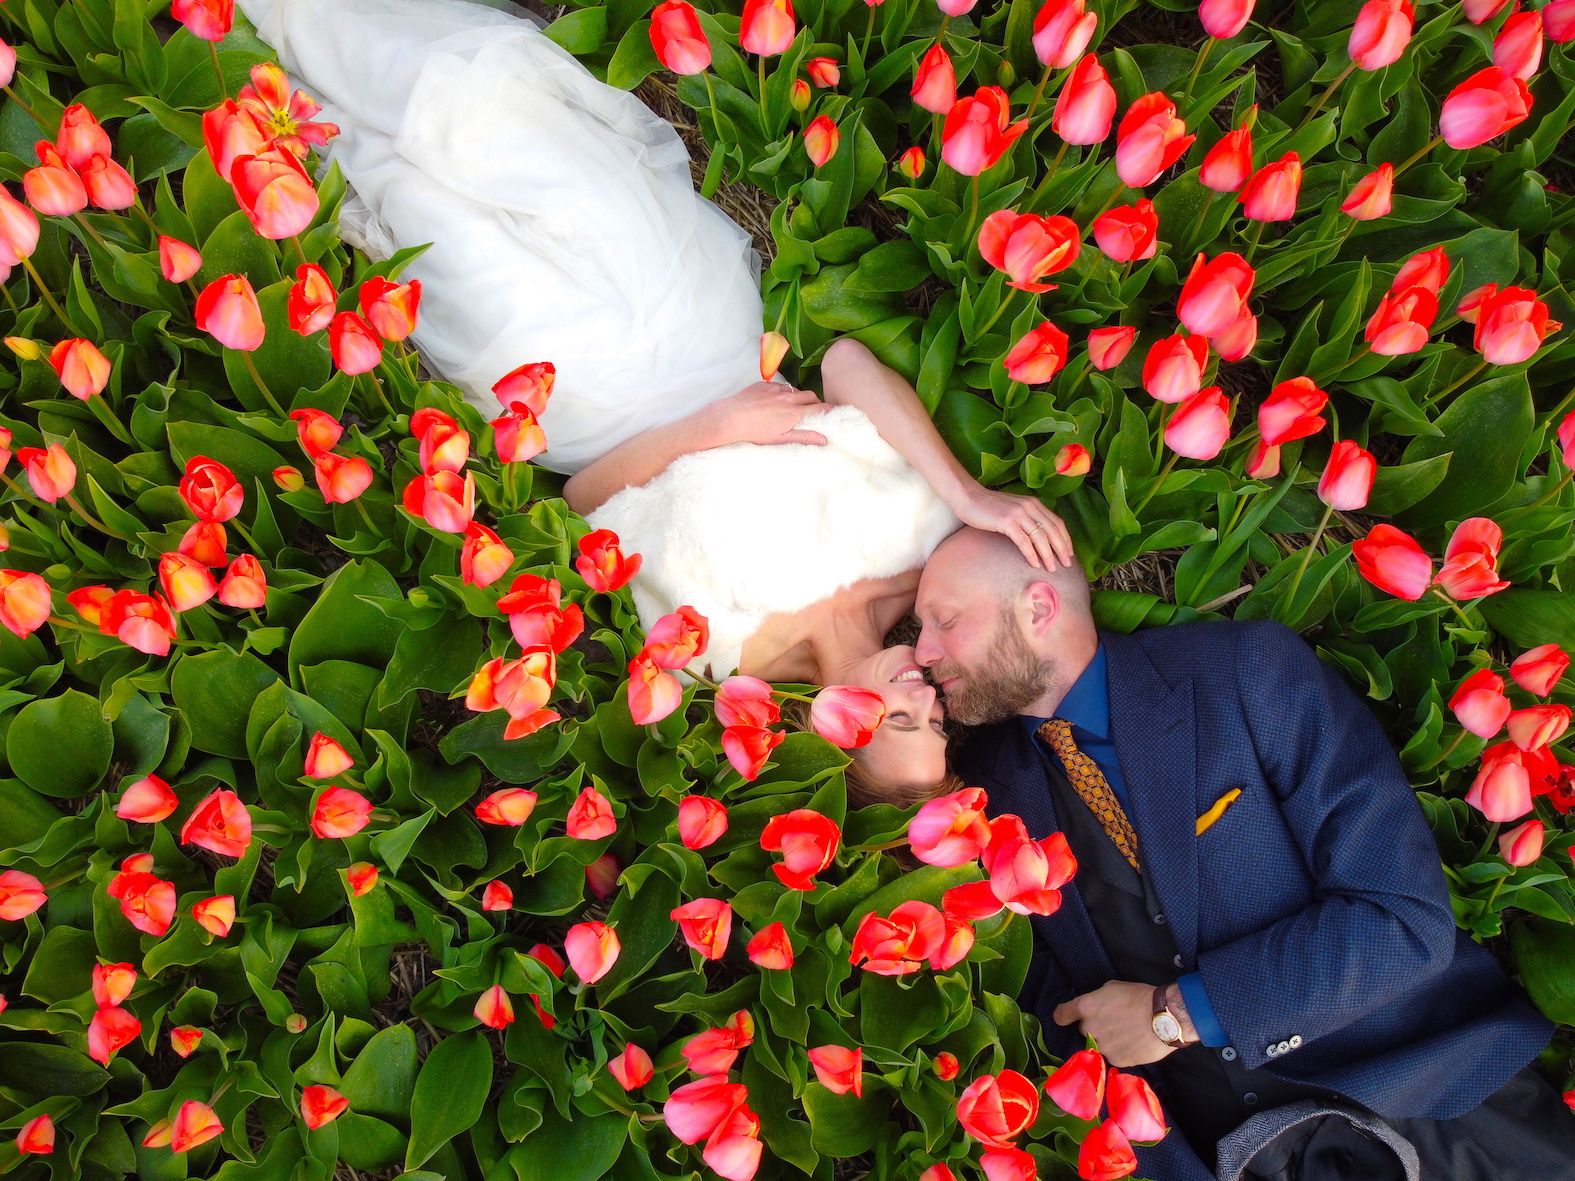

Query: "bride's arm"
left=564, top=383, right=828, bottom=516
left=820, top=338, right=1074, bottom=570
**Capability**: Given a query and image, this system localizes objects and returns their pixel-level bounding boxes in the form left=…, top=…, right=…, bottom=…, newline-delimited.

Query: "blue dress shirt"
left=1024, top=644, right=1229, bottom=1047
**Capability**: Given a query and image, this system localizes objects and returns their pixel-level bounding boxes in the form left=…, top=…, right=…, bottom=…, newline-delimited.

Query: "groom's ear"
left=1022, top=581, right=1060, bottom=637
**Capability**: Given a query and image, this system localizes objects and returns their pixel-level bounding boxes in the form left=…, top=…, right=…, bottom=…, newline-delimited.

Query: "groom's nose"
left=914, top=626, right=942, bottom=667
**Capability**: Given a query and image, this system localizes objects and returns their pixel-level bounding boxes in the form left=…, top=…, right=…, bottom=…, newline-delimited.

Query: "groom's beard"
left=935, top=616, right=1051, bottom=726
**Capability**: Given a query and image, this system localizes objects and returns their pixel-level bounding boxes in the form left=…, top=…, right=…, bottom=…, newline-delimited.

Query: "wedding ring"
left=1027, top=522, right=1044, bottom=535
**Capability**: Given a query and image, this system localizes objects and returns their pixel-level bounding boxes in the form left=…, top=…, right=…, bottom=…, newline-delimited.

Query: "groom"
left=916, top=528, right=1575, bottom=1181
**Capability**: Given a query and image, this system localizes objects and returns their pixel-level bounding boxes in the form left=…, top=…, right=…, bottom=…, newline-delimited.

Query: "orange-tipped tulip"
left=312, top=453, right=374, bottom=503
left=300, top=1085, right=348, bottom=1130
left=170, top=1101, right=224, bottom=1153
left=24, top=141, right=88, bottom=216
left=217, top=554, right=267, bottom=609
left=346, top=862, right=379, bottom=895
left=461, top=522, right=514, bottom=587
left=170, top=1026, right=204, bottom=1057
left=808, top=1045, right=864, bottom=1097
left=564, top=920, right=620, bottom=983
left=329, top=311, right=383, bottom=375
left=311, top=787, right=373, bottom=839
left=629, top=651, right=682, bottom=724
left=804, top=116, right=840, bottom=167
left=474, top=984, right=515, bottom=1029
left=476, top=787, right=538, bottom=826
left=359, top=276, right=421, bottom=343
left=91, top=962, right=136, bottom=1009
left=1055, top=443, right=1091, bottom=476
left=18, top=442, right=77, bottom=503
left=289, top=264, right=338, bottom=335
left=159, top=551, right=219, bottom=613
left=671, top=897, right=732, bottom=959
left=290, top=407, right=344, bottom=459
left=759, top=330, right=790, bottom=381
left=746, top=921, right=794, bottom=969
left=1342, top=163, right=1393, bottom=220
left=0, top=570, right=51, bottom=639
left=0, top=869, right=45, bottom=922
left=196, top=275, right=265, bottom=352
left=192, top=894, right=235, bottom=937
left=306, top=731, right=355, bottom=776
left=15, top=1115, right=54, bottom=1155
left=180, top=788, right=252, bottom=859
left=160, top=237, right=203, bottom=283
left=117, top=775, right=179, bottom=823
left=898, top=146, right=926, bottom=179
left=577, top=528, right=642, bottom=592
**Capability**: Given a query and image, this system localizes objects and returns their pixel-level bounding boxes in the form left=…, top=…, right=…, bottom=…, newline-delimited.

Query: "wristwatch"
left=1151, top=983, right=1192, bottom=1049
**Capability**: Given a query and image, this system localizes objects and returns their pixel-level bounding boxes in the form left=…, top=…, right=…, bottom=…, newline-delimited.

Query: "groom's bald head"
left=915, top=527, right=1096, bottom=724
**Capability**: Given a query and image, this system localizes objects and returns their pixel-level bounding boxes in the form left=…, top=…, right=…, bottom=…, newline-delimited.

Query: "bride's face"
left=844, top=644, right=948, bottom=792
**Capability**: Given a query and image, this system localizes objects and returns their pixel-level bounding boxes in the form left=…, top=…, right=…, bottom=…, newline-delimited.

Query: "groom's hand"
left=1053, top=981, right=1177, bottom=1067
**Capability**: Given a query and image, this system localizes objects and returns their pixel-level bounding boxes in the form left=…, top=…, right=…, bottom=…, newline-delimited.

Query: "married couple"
left=244, top=0, right=1574, bottom=1176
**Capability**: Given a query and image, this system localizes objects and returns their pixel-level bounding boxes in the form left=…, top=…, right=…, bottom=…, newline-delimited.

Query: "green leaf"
left=1365, top=453, right=1452, bottom=515
left=20, top=924, right=98, bottom=1004
left=1479, top=590, right=1575, bottom=651
left=1398, top=373, right=1533, bottom=527
left=508, top=1105, right=627, bottom=1181
left=341, top=1024, right=419, bottom=1127
left=0, top=1043, right=110, bottom=1097
left=288, top=560, right=405, bottom=685
left=406, top=1031, right=494, bottom=1171
left=802, top=1081, right=889, bottom=1156
left=170, top=648, right=281, bottom=758
left=1510, top=919, right=1575, bottom=1025
left=378, top=611, right=483, bottom=708
left=859, top=971, right=947, bottom=1051
left=7, top=689, right=113, bottom=797
left=544, top=7, right=608, bottom=53
left=594, top=869, right=681, bottom=1004
left=605, top=19, right=660, bottom=90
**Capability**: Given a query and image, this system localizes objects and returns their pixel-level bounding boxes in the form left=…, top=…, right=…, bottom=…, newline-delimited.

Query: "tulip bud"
left=273, top=465, right=305, bottom=492
left=898, top=146, right=926, bottom=179
left=1499, top=819, right=1545, bottom=866
left=789, top=78, right=811, bottom=112
left=159, top=237, right=203, bottom=284
left=1055, top=443, right=1091, bottom=476
left=804, top=115, right=840, bottom=166
left=4, top=336, right=42, bottom=361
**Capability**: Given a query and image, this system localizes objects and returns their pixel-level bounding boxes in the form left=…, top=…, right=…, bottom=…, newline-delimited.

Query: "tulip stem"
left=0, top=471, right=57, bottom=515
left=71, top=213, right=112, bottom=252
left=232, top=517, right=264, bottom=556
left=1133, top=453, right=1179, bottom=516
left=1281, top=502, right=1334, bottom=622
left=1393, top=134, right=1444, bottom=179
left=1024, top=63, right=1054, bottom=126
left=248, top=608, right=264, bottom=627
left=1418, top=728, right=1468, bottom=772
left=962, top=175, right=981, bottom=252
left=63, top=491, right=130, bottom=542
left=861, top=5, right=877, bottom=62
left=19, top=256, right=80, bottom=334
left=2, top=84, right=40, bottom=127
left=130, top=200, right=163, bottom=241
left=240, top=350, right=288, bottom=418
left=1027, top=140, right=1069, bottom=213
left=503, top=459, right=520, bottom=513
left=1186, top=190, right=1216, bottom=254
left=1537, top=385, right=1575, bottom=431
left=209, top=41, right=227, bottom=97
left=290, top=234, right=309, bottom=269
left=1181, top=38, right=1213, bottom=104
left=86, top=392, right=135, bottom=446
left=1474, top=821, right=1501, bottom=863
left=1297, top=61, right=1355, bottom=132
left=1242, top=219, right=1265, bottom=263
left=1426, top=359, right=1486, bottom=406
left=1430, top=587, right=1479, bottom=632
left=1, top=284, right=20, bottom=315
left=353, top=496, right=377, bottom=535
left=973, top=287, right=1019, bottom=339
left=366, top=368, right=395, bottom=416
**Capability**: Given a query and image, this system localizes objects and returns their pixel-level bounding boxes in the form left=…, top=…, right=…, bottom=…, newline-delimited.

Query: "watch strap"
left=1152, top=983, right=1189, bottom=1049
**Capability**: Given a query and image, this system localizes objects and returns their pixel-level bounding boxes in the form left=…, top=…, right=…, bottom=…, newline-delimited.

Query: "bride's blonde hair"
left=782, top=699, right=963, bottom=809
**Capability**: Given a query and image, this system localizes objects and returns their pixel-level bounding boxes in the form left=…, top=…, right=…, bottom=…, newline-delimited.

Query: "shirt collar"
left=1022, top=644, right=1109, bottom=738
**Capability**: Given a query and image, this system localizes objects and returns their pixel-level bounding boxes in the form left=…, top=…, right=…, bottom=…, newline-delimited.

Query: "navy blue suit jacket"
left=953, top=621, right=1553, bottom=1179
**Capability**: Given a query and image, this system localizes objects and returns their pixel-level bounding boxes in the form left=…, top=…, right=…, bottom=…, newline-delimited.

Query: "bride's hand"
left=955, top=488, right=1075, bottom=570
left=702, top=383, right=829, bottom=448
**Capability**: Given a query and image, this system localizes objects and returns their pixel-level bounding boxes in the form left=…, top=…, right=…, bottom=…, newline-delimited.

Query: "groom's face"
left=916, top=587, right=1050, bottom=726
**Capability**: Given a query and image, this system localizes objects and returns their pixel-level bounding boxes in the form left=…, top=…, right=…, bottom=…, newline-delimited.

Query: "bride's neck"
left=808, top=594, right=888, bottom=684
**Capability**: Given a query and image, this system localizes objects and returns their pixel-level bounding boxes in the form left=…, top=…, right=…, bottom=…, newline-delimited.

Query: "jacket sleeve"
left=1194, top=622, right=1457, bottom=1070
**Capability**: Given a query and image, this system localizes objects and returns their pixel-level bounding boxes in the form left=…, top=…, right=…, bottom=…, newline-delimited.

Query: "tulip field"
left=0, top=0, right=1572, bottom=1179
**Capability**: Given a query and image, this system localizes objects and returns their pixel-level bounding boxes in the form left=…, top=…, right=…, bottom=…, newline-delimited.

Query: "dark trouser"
left=1243, top=1065, right=1575, bottom=1181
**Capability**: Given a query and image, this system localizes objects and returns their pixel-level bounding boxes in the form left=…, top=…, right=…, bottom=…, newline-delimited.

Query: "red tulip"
left=746, top=921, right=794, bottom=969
left=117, top=775, right=178, bottom=823
left=107, top=869, right=175, bottom=935
left=1353, top=524, right=1433, bottom=600
left=1199, top=121, right=1253, bottom=193
left=1464, top=0, right=1512, bottom=23
left=665, top=1077, right=749, bottom=1145
left=179, top=456, right=244, bottom=522
left=1440, top=67, right=1533, bottom=149
left=1079, top=1119, right=1138, bottom=1181
left=1213, top=309, right=1258, bottom=361
left=312, top=453, right=373, bottom=504
left=898, top=146, right=927, bottom=179
left=566, top=786, right=617, bottom=840
left=1492, top=11, right=1543, bottom=81
left=196, top=274, right=265, bottom=351
left=289, top=263, right=337, bottom=335
left=1317, top=440, right=1376, bottom=511
left=299, top=1085, right=348, bottom=1130
left=1142, top=334, right=1208, bottom=404
left=180, top=520, right=230, bottom=572
left=474, top=984, right=514, bottom=1029
left=476, top=787, right=538, bottom=826
left=191, top=894, right=235, bottom=937
left=760, top=807, right=840, bottom=889
left=810, top=684, right=886, bottom=747
left=481, top=880, right=513, bottom=911
left=0, top=869, right=46, bottom=921
left=1176, top=251, right=1254, bottom=338
left=171, top=0, right=233, bottom=40
left=979, top=211, right=1081, bottom=293
left=806, top=56, right=840, bottom=87
left=81, top=154, right=136, bottom=210
left=236, top=61, right=341, bottom=158
left=942, top=87, right=1027, bottom=176
left=24, top=141, right=87, bottom=216
left=1094, top=199, right=1158, bottom=262
left=715, top=676, right=779, bottom=728
left=1349, top=0, right=1413, bottom=70
left=1200, top=0, right=1254, bottom=37
left=311, top=787, right=372, bottom=839
left=672, top=898, right=732, bottom=959
left=1053, top=54, right=1117, bottom=145
left=1258, top=377, right=1327, bottom=445
left=1107, top=1069, right=1166, bottom=1143
left=564, top=920, right=620, bottom=983
left=706, top=1108, right=766, bottom=1181
left=182, top=788, right=252, bottom=858
left=16, top=1115, right=54, bottom=1155
left=230, top=148, right=319, bottom=239
left=1045, top=1048, right=1106, bottom=1119
left=466, top=651, right=558, bottom=739
left=1342, top=163, right=1393, bottom=220
left=932, top=912, right=976, bottom=969
left=492, top=361, right=555, bottom=417
left=1437, top=516, right=1509, bottom=600
left=497, top=574, right=583, bottom=653
left=403, top=470, right=475, bottom=533
left=490, top=400, right=547, bottom=463
left=722, top=725, right=785, bottom=780
left=1450, top=669, right=1511, bottom=738
left=585, top=853, right=620, bottom=900
left=100, top=590, right=178, bottom=655
left=1547, top=0, right=1575, bottom=40
left=1464, top=285, right=1561, bottom=365
left=849, top=900, right=946, bottom=974
left=1056, top=443, right=1092, bottom=476
left=202, top=101, right=269, bottom=184
left=0, top=186, right=41, bottom=263
left=412, top=409, right=469, bottom=474
left=577, top=528, right=642, bottom=592
left=983, top=827, right=1077, bottom=916
left=88, top=962, right=135, bottom=1010
left=1115, top=93, right=1195, bottom=188
left=0, top=570, right=50, bottom=640
left=909, top=787, right=992, bottom=866
left=359, top=276, right=421, bottom=342
left=678, top=795, right=729, bottom=849
left=290, top=407, right=343, bottom=460
left=957, top=1069, right=1040, bottom=1148
left=459, top=522, right=513, bottom=588
left=808, top=1045, right=864, bottom=1097
left=347, top=863, right=378, bottom=895
left=1364, top=286, right=1438, bottom=355
left=682, top=1010, right=755, bottom=1074
left=329, top=311, right=384, bottom=374
left=933, top=1053, right=960, bottom=1080
left=645, top=605, right=709, bottom=668
left=1033, top=0, right=1097, bottom=68
left=650, top=1, right=712, bottom=74
left=1394, top=245, right=1450, bottom=293
left=1164, top=388, right=1231, bottom=461
left=981, top=1149, right=1036, bottom=1181
left=1005, top=321, right=1070, bottom=384
left=740, top=0, right=795, bottom=55
left=304, top=732, right=353, bottom=780
left=1507, top=704, right=1571, bottom=752
left=159, top=551, right=218, bottom=612
left=609, top=1043, right=656, bottom=1090
left=804, top=116, right=840, bottom=167
left=1088, top=325, right=1137, bottom=370
left=159, top=236, right=203, bottom=284
left=1467, top=743, right=1542, bottom=821
left=1500, top=819, right=1545, bottom=866
left=1511, top=644, right=1568, bottom=697
left=170, top=1026, right=204, bottom=1057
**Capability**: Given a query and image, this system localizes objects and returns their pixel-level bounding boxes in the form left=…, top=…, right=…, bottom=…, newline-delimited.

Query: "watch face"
left=1152, top=1012, right=1182, bottom=1044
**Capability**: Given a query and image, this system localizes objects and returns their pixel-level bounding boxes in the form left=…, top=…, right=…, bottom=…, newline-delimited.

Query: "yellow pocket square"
left=1196, top=789, right=1242, bottom=835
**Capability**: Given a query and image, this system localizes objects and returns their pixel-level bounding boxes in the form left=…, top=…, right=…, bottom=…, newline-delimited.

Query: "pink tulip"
left=1053, top=54, right=1117, bottom=145
left=1087, top=325, right=1137, bottom=370
left=1238, top=152, right=1301, bottom=221
left=1510, top=644, right=1568, bottom=697
left=809, top=684, right=886, bottom=747
left=1342, top=164, right=1393, bottom=220
left=1449, top=669, right=1511, bottom=739
left=1493, top=11, right=1543, bottom=80
left=1033, top=0, right=1097, bottom=68
left=1499, top=819, right=1545, bottom=866
left=908, top=786, right=993, bottom=866
left=1199, top=0, right=1255, bottom=39
left=1349, top=0, right=1414, bottom=70
left=1316, top=440, right=1376, bottom=511
left=1114, top=92, right=1195, bottom=188
left=1142, top=334, right=1208, bottom=404
left=1165, top=388, right=1232, bottom=460
left=564, top=920, right=620, bottom=983
left=1440, top=67, right=1533, bottom=150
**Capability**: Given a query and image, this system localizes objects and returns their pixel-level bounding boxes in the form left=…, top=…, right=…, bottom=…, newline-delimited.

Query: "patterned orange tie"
left=1038, top=717, right=1142, bottom=873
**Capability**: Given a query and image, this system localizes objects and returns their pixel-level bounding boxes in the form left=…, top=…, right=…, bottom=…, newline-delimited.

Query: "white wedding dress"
left=242, top=0, right=958, bottom=674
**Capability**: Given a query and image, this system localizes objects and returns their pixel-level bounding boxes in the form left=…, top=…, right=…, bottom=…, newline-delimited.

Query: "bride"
left=239, top=0, right=1074, bottom=799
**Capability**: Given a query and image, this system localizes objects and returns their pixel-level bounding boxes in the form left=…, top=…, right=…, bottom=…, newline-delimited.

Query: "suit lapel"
left=975, top=723, right=1117, bottom=994
left=1103, top=631, right=1201, bottom=965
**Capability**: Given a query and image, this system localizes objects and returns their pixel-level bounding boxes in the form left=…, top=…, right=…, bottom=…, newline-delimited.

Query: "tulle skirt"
left=238, top=0, right=766, bottom=473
